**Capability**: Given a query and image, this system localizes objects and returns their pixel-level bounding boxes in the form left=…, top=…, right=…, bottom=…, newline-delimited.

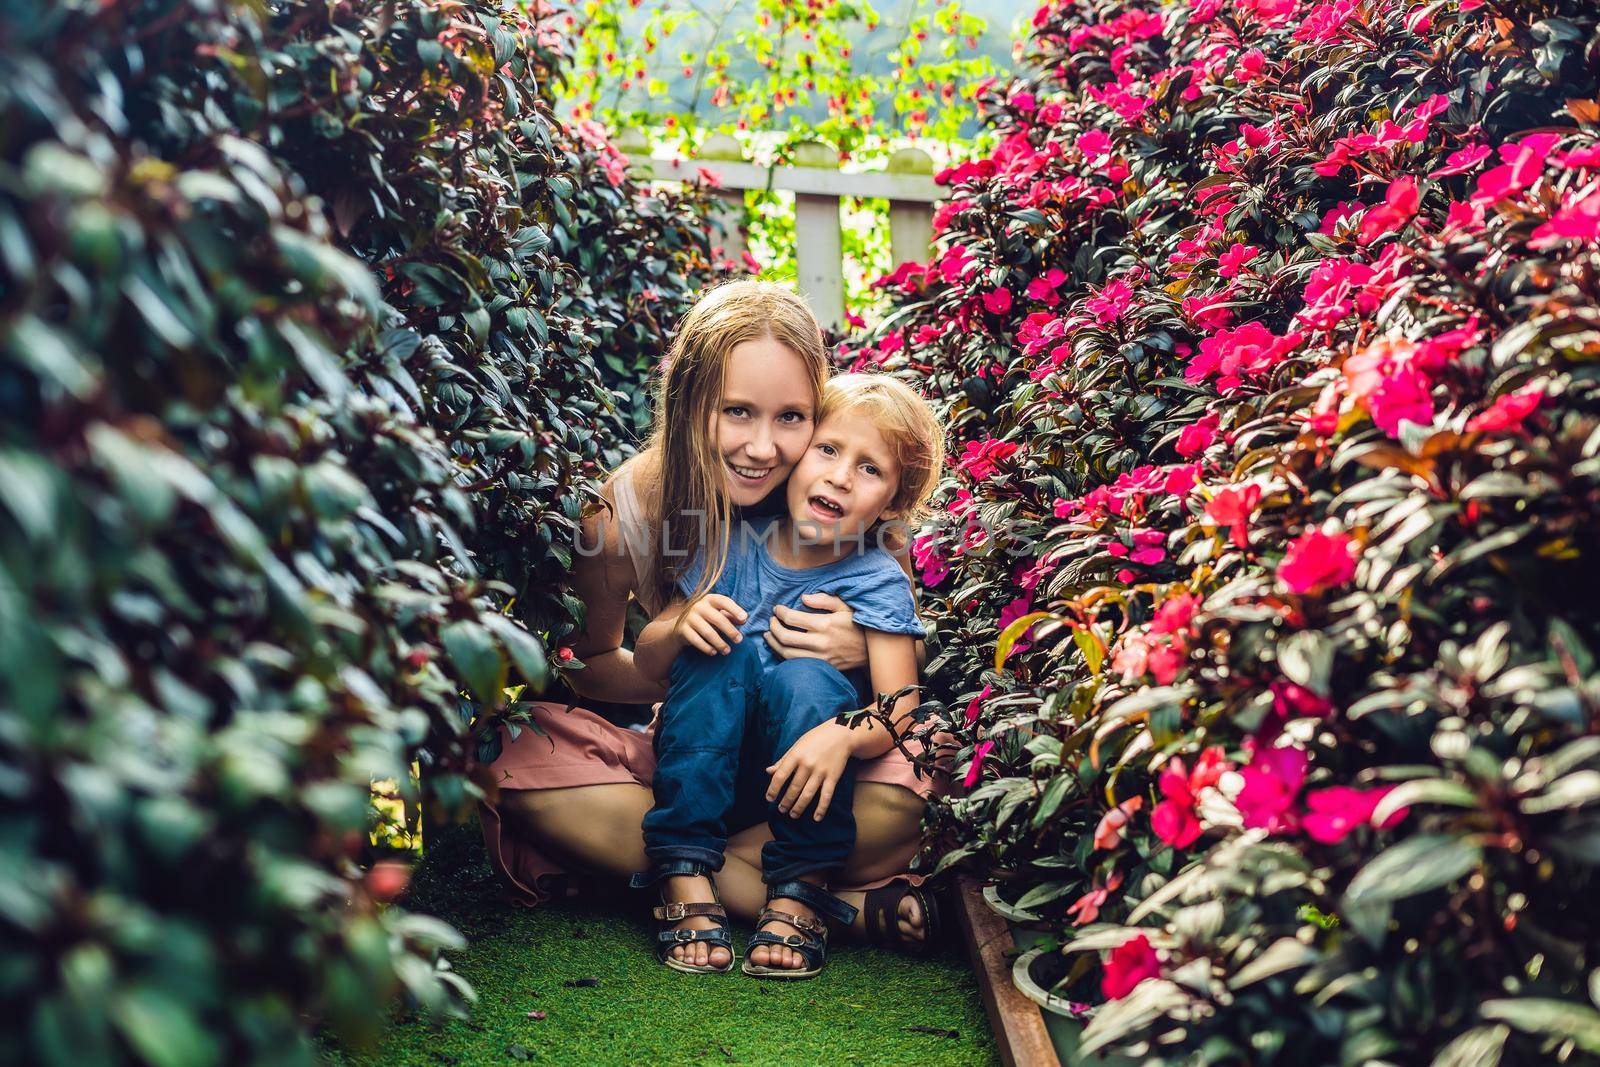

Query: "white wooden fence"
left=613, top=130, right=942, bottom=329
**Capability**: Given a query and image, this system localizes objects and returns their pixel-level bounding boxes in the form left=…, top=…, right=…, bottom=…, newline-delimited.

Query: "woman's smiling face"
left=712, top=336, right=817, bottom=507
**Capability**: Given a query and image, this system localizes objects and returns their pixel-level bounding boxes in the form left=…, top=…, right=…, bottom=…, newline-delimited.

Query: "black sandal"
left=861, top=878, right=942, bottom=956
left=630, top=860, right=737, bottom=975
left=741, top=879, right=859, bottom=980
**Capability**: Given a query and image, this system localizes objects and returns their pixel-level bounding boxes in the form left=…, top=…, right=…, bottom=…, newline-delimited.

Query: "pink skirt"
left=479, top=701, right=949, bottom=906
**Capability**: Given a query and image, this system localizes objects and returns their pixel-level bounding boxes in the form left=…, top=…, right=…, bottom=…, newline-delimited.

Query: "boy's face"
left=786, top=408, right=902, bottom=541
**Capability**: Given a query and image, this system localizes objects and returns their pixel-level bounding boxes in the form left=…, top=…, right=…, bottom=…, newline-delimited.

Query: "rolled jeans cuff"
left=643, top=844, right=727, bottom=873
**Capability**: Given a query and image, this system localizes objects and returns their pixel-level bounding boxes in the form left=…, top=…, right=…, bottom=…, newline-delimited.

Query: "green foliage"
left=0, top=0, right=720, bottom=1062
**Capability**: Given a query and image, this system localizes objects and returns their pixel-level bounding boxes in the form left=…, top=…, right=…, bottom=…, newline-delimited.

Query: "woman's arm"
left=845, top=631, right=921, bottom=760
left=565, top=491, right=669, bottom=705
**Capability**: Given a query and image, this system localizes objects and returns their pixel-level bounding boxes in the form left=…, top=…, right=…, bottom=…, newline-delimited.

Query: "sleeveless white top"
left=610, top=466, right=663, bottom=616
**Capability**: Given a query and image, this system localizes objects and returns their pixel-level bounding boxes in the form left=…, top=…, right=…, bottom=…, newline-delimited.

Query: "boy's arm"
left=633, top=599, right=692, bottom=683
left=845, top=631, right=922, bottom=760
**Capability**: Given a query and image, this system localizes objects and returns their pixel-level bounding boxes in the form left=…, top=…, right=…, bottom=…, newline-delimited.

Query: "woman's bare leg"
left=495, top=783, right=767, bottom=969
left=728, top=782, right=927, bottom=969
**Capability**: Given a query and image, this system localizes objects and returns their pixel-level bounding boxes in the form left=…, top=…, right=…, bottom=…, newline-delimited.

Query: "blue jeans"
left=642, top=640, right=863, bottom=883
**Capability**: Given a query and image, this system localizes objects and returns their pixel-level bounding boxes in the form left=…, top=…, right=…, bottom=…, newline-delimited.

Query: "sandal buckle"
left=661, top=902, right=688, bottom=921
left=674, top=928, right=698, bottom=941
left=783, top=934, right=808, bottom=948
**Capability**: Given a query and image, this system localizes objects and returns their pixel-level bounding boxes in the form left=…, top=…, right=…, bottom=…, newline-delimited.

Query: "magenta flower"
left=1217, top=242, right=1261, bottom=278
left=1077, top=128, right=1112, bottom=159
left=982, top=287, right=1015, bottom=315
left=1278, top=529, right=1358, bottom=595
left=957, top=438, right=1020, bottom=480
left=1431, top=143, right=1491, bottom=178
left=1237, top=746, right=1308, bottom=834
left=1529, top=190, right=1600, bottom=249
left=963, top=684, right=992, bottom=726
left=911, top=533, right=950, bottom=587
left=1102, top=935, right=1162, bottom=1000
left=1185, top=322, right=1303, bottom=393
left=963, top=740, right=995, bottom=790
left=996, top=595, right=1037, bottom=657
left=1303, top=786, right=1408, bottom=844
left=1085, top=279, right=1134, bottom=323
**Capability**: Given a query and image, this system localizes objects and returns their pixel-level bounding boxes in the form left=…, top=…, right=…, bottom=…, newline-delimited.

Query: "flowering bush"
left=870, top=0, right=1600, bottom=1059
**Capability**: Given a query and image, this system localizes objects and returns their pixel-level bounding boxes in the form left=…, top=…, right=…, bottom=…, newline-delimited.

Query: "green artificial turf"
left=324, top=827, right=998, bottom=1067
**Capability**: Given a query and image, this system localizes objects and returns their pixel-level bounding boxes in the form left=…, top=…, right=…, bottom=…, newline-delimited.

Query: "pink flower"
left=996, top=596, right=1037, bottom=658
left=1077, top=128, right=1112, bottom=159
left=1466, top=385, right=1544, bottom=434
left=963, top=684, right=992, bottom=726
left=1093, top=796, right=1145, bottom=851
left=1472, top=133, right=1561, bottom=205
left=1303, top=786, right=1408, bottom=844
left=1204, top=484, right=1262, bottom=548
left=1431, top=143, right=1491, bottom=177
left=1085, top=279, right=1134, bottom=324
left=1319, top=201, right=1363, bottom=235
left=1013, top=91, right=1037, bottom=114
left=1152, top=767, right=1203, bottom=848
left=911, top=533, right=950, bottom=587
left=957, top=438, right=1020, bottom=480
left=982, top=287, right=1015, bottom=315
left=1185, top=323, right=1303, bottom=393
left=1270, top=680, right=1336, bottom=720
left=1529, top=190, right=1600, bottom=249
left=1175, top=413, right=1220, bottom=458
left=1343, top=337, right=1435, bottom=434
left=1101, top=935, right=1161, bottom=1000
left=1358, top=177, right=1421, bottom=245
left=1182, top=292, right=1236, bottom=332
left=1217, top=243, right=1261, bottom=278
left=1150, top=593, right=1199, bottom=635
left=1278, top=529, right=1358, bottom=595
left=963, top=740, right=995, bottom=789
left=1067, top=870, right=1125, bottom=927
left=1026, top=268, right=1069, bottom=306
left=1236, top=746, right=1308, bottom=834
left=1558, top=144, right=1600, bottom=169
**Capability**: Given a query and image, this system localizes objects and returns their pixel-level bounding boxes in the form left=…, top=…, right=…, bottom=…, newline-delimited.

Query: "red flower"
left=1101, top=935, right=1161, bottom=1000
left=1358, top=177, right=1421, bottom=245
left=1150, top=593, right=1199, bottom=635
left=1085, top=279, right=1134, bottom=323
left=1185, top=323, right=1303, bottom=393
left=1278, top=529, right=1358, bottom=595
left=1204, top=484, right=1262, bottom=548
left=1466, top=385, right=1544, bottom=434
left=1175, top=413, right=1220, bottom=458
left=1431, top=143, right=1491, bottom=178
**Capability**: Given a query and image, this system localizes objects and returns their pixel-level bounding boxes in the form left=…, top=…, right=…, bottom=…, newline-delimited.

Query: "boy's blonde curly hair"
left=818, top=373, right=946, bottom=531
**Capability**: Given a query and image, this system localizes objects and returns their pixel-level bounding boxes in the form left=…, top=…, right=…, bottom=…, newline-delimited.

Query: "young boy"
left=630, top=373, right=945, bottom=978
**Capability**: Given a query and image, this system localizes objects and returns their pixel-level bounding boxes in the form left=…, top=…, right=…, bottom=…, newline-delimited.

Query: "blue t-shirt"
left=676, top=516, right=924, bottom=669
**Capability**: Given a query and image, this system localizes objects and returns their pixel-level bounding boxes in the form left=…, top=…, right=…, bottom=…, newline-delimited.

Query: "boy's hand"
left=679, top=594, right=747, bottom=656
left=766, top=721, right=854, bottom=821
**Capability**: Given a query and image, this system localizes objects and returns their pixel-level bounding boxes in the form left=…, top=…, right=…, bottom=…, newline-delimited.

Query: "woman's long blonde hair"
left=615, top=280, right=830, bottom=609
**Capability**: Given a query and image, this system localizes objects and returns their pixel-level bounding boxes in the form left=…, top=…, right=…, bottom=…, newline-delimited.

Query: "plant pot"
left=1010, top=946, right=1087, bottom=1020
left=982, top=883, right=1046, bottom=926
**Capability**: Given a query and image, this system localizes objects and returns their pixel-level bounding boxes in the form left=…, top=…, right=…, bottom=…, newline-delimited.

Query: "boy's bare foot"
left=662, top=874, right=733, bottom=970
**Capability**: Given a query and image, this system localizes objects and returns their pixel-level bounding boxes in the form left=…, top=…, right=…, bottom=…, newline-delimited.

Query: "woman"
left=481, top=280, right=943, bottom=974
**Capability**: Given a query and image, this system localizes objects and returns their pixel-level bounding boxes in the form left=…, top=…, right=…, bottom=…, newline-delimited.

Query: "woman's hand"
left=766, top=720, right=858, bottom=821
left=764, top=592, right=869, bottom=671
